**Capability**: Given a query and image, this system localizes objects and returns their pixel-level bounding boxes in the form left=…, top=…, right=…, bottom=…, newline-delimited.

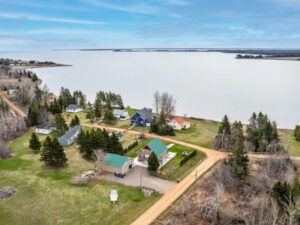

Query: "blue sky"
left=1, top=0, right=300, bottom=50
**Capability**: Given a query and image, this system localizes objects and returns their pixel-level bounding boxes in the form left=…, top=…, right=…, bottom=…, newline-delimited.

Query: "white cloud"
left=0, top=12, right=106, bottom=25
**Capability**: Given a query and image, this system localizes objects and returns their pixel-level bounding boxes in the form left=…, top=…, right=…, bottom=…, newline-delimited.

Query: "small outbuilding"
left=66, top=104, right=83, bottom=113
left=59, top=125, right=83, bottom=146
left=35, top=123, right=55, bottom=134
left=113, top=109, right=129, bottom=120
left=100, top=153, right=133, bottom=175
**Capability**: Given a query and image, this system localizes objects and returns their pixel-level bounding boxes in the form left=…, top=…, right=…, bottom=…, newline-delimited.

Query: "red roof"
left=170, top=117, right=189, bottom=125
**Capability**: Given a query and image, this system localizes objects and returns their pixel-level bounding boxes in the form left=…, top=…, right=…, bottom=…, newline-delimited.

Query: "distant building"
left=113, top=109, right=129, bottom=120
left=131, top=108, right=154, bottom=127
left=100, top=153, right=134, bottom=175
left=59, top=125, right=83, bottom=146
left=7, top=88, right=17, bottom=95
left=35, top=123, right=55, bottom=134
left=167, top=117, right=191, bottom=130
left=138, top=138, right=168, bottom=166
left=66, top=104, right=83, bottom=113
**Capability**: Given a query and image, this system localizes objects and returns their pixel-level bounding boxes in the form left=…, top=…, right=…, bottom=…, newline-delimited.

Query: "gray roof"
left=113, top=109, right=125, bottom=115
left=59, top=125, right=83, bottom=141
left=66, top=104, right=81, bottom=110
left=36, top=123, right=54, bottom=130
left=138, top=108, right=153, bottom=121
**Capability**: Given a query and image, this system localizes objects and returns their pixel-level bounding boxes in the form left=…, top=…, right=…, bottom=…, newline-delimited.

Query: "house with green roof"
left=138, top=138, right=168, bottom=166
left=100, top=153, right=134, bottom=175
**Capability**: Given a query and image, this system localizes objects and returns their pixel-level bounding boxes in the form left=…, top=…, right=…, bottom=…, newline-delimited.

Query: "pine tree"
left=85, top=102, right=95, bottom=120
left=229, top=121, right=244, bottom=152
left=108, top=133, right=123, bottom=155
left=29, top=132, right=41, bottom=153
left=70, top=115, right=80, bottom=127
left=218, top=115, right=231, bottom=135
left=103, top=109, right=115, bottom=124
left=27, top=104, right=39, bottom=126
left=94, top=100, right=102, bottom=118
left=54, top=114, right=68, bottom=135
left=148, top=151, right=159, bottom=174
left=49, top=99, right=62, bottom=114
left=294, top=125, right=300, bottom=142
left=40, top=137, right=67, bottom=167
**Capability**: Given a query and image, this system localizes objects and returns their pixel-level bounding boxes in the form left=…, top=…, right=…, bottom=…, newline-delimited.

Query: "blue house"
left=59, top=125, right=83, bottom=146
left=131, top=108, right=154, bottom=127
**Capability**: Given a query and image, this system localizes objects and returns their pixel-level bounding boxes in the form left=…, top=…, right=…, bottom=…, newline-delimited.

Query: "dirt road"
left=0, top=93, right=26, bottom=117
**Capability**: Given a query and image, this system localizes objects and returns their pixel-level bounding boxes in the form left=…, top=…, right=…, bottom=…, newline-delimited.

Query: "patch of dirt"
left=0, top=186, right=17, bottom=199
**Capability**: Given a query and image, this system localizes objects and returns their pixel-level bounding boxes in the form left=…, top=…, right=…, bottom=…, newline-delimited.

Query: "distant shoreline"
left=12, top=63, right=71, bottom=69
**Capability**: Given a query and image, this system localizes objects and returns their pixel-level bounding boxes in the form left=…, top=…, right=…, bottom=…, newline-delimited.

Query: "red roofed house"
left=167, top=117, right=191, bottom=130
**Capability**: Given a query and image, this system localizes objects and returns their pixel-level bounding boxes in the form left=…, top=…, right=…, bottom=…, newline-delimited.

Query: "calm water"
left=2, top=50, right=300, bottom=128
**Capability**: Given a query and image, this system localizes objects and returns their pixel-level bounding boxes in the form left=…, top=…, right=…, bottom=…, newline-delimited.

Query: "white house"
left=113, top=109, right=129, bottom=120
left=35, top=123, right=55, bottom=134
left=66, top=104, right=83, bottom=113
left=167, top=117, right=191, bottom=130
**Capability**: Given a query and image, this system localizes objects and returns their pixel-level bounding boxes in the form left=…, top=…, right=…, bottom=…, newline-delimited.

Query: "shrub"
left=180, top=150, right=197, bottom=166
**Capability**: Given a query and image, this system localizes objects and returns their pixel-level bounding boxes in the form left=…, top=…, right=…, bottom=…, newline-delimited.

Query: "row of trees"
left=59, top=87, right=86, bottom=109
left=77, top=129, right=123, bottom=160
left=214, top=112, right=280, bottom=153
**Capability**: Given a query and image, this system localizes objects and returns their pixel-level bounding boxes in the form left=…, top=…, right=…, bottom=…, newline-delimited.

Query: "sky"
left=0, top=0, right=300, bottom=51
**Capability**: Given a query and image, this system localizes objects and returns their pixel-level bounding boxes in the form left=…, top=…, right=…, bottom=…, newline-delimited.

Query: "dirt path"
left=0, top=93, right=26, bottom=117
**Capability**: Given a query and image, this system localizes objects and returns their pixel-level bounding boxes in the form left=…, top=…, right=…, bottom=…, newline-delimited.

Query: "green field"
left=279, top=129, right=300, bottom=156
left=159, top=145, right=206, bottom=181
left=0, top=130, right=160, bottom=225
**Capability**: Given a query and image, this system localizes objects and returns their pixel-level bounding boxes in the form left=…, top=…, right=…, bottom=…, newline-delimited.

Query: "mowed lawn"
left=0, top=130, right=160, bottom=225
left=159, top=145, right=206, bottom=181
left=172, top=118, right=219, bottom=148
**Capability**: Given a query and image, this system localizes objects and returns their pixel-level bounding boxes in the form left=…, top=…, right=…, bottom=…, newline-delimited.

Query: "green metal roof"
left=104, top=153, right=130, bottom=168
left=146, top=138, right=167, bottom=158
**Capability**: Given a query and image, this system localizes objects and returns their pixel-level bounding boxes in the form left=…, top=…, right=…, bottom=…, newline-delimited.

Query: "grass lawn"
left=64, top=111, right=88, bottom=124
left=158, top=145, right=206, bottom=181
left=172, top=118, right=219, bottom=148
left=279, top=129, right=300, bottom=157
left=0, top=130, right=160, bottom=225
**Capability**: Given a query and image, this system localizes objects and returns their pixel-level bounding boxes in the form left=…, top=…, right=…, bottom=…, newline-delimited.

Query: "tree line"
left=77, top=129, right=123, bottom=160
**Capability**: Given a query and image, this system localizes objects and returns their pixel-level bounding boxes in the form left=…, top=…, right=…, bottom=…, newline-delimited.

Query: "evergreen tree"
left=27, top=103, right=39, bottom=126
left=272, top=181, right=295, bottom=211
left=108, top=133, right=123, bottom=155
left=103, top=109, right=115, bottom=124
left=94, top=100, right=102, bottom=118
left=85, top=102, right=95, bottom=120
left=218, top=115, right=231, bottom=135
left=229, top=121, right=244, bottom=152
left=49, top=99, right=62, bottom=114
left=70, top=115, right=80, bottom=127
left=54, top=114, right=68, bottom=135
left=147, top=151, right=159, bottom=174
left=40, top=137, right=67, bottom=167
left=29, top=132, right=41, bottom=153
left=294, top=125, right=300, bottom=142
left=228, top=122, right=248, bottom=180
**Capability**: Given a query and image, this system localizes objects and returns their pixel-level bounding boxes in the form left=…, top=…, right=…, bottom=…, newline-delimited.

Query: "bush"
left=180, top=150, right=197, bottom=166
left=123, top=141, right=138, bottom=154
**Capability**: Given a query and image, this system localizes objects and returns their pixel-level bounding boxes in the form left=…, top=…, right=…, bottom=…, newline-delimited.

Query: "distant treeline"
left=207, top=49, right=300, bottom=57
left=0, top=58, right=55, bottom=66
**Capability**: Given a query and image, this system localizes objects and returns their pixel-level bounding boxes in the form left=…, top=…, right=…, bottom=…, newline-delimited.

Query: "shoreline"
left=12, top=63, right=71, bottom=69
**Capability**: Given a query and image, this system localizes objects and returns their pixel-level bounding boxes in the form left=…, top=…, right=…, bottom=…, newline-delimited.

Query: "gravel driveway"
left=102, top=166, right=175, bottom=194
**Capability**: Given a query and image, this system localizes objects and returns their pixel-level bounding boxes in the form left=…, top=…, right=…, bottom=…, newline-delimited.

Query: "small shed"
left=100, top=153, right=133, bottom=175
